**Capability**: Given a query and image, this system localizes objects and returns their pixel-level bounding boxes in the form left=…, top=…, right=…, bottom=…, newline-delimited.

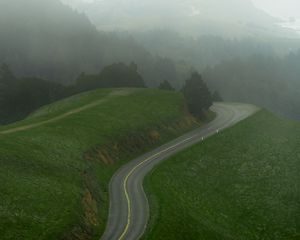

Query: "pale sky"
left=66, top=0, right=300, bottom=20
left=252, top=0, right=300, bottom=19
left=62, top=0, right=300, bottom=34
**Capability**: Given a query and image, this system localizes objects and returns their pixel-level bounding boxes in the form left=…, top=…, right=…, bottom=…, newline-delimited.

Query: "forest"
left=0, top=0, right=300, bottom=122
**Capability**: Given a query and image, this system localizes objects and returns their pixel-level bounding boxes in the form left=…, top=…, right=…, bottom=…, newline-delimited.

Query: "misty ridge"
left=0, top=0, right=300, bottom=123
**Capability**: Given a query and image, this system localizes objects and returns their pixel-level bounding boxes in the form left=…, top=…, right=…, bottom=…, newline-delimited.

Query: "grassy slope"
left=143, top=110, right=300, bottom=240
left=0, top=88, right=199, bottom=240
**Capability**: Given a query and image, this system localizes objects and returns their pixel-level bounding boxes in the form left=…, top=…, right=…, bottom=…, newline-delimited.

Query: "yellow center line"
left=117, top=135, right=196, bottom=240
left=115, top=104, right=254, bottom=239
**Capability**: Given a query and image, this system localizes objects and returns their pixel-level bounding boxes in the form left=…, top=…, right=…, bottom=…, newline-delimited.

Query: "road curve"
left=101, top=102, right=259, bottom=240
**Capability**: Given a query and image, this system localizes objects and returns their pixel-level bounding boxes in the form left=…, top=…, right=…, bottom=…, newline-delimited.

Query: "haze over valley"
left=0, top=1, right=299, bottom=240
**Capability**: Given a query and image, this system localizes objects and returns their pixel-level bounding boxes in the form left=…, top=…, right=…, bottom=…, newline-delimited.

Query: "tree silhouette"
left=182, top=72, right=212, bottom=118
left=158, top=80, right=174, bottom=91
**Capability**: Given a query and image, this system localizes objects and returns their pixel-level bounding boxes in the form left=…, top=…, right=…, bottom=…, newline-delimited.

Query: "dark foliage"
left=212, top=91, right=223, bottom=102
left=74, top=62, right=145, bottom=93
left=204, top=52, right=300, bottom=119
left=182, top=72, right=213, bottom=118
left=158, top=80, right=175, bottom=91
left=0, top=0, right=189, bottom=88
left=0, top=62, right=147, bottom=124
left=0, top=64, right=18, bottom=122
left=14, top=78, right=66, bottom=119
left=0, top=64, right=66, bottom=124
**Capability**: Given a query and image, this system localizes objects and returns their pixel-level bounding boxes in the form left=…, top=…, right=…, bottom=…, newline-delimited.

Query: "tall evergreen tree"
left=182, top=72, right=212, bottom=118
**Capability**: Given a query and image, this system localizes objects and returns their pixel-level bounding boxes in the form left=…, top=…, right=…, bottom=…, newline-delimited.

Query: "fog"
left=62, top=0, right=300, bottom=37
left=253, top=0, right=300, bottom=19
left=0, top=2, right=299, bottom=240
left=0, top=0, right=300, bottom=123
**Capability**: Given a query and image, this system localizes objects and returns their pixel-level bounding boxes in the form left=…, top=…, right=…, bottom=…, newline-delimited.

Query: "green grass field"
left=0, top=88, right=199, bottom=240
left=143, top=110, right=300, bottom=240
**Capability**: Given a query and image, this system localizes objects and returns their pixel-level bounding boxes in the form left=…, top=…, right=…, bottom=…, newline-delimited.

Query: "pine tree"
left=181, top=72, right=212, bottom=118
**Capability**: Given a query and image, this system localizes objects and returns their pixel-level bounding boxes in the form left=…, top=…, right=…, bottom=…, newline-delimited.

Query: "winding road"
left=101, top=102, right=259, bottom=240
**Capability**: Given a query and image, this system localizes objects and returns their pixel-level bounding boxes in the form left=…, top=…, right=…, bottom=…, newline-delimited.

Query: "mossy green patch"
left=143, top=110, right=300, bottom=240
left=0, top=88, right=199, bottom=240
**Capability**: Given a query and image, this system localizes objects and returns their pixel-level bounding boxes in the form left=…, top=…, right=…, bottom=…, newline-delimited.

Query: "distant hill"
left=0, top=0, right=189, bottom=86
left=0, top=0, right=101, bottom=83
left=203, top=52, right=300, bottom=120
left=66, top=0, right=297, bottom=38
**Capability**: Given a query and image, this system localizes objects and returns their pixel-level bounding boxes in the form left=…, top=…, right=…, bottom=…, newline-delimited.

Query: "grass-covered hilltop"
left=143, top=110, right=300, bottom=240
left=0, top=88, right=201, bottom=240
left=1, top=1, right=300, bottom=240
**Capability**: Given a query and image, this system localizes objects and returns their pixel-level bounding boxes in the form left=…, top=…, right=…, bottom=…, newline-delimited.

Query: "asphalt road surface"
left=101, top=102, right=259, bottom=240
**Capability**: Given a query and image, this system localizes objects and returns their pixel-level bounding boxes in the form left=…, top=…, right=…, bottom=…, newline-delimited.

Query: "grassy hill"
left=143, top=110, right=300, bottom=240
left=0, top=88, right=199, bottom=240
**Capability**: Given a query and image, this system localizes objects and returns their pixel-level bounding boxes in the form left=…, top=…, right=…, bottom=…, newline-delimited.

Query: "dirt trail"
left=0, top=89, right=132, bottom=135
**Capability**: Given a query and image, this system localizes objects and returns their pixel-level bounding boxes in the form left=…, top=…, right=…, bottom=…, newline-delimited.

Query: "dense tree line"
left=0, top=60, right=216, bottom=124
left=74, top=62, right=145, bottom=92
left=203, top=52, right=300, bottom=119
left=0, top=0, right=190, bottom=88
left=0, top=62, right=146, bottom=124
left=132, top=31, right=272, bottom=70
left=0, top=64, right=66, bottom=124
left=4, top=0, right=297, bottom=122
left=130, top=30, right=300, bottom=70
left=7, top=0, right=297, bottom=91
